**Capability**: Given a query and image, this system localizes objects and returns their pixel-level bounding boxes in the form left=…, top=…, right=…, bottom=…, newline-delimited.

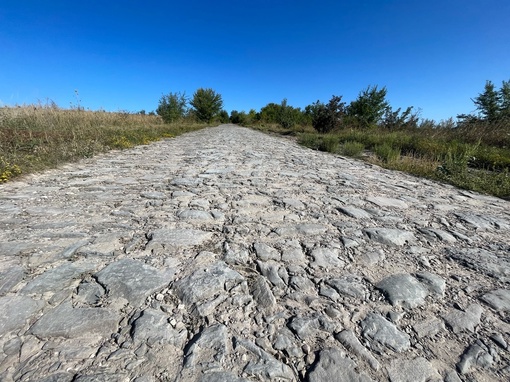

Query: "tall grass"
left=0, top=104, right=206, bottom=182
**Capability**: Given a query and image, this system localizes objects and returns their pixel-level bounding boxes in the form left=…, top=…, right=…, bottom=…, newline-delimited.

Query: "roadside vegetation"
left=2, top=81, right=509, bottom=199
left=241, top=81, right=510, bottom=200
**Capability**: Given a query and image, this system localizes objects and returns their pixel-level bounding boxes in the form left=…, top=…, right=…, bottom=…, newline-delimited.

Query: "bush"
left=319, top=135, right=339, bottom=153
left=156, top=92, right=187, bottom=123
left=309, top=95, right=346, bottom=133
left=375, top=143, right=401, bottom=163
left=341, top=141, right=364, bottom=157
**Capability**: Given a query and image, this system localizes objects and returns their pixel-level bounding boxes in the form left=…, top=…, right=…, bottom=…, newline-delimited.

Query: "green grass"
left=0, top=104, right=207, bottom=182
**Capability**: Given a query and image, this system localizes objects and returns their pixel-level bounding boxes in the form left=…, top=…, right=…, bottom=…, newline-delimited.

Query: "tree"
left=499, top=80, right=510, bottom=120
left=190, top=88, right=223, bottom=123
left=277, top=99, right=297, bottom=129
left=156, top=92, right=187, bottom=123
left=473, top=81, right=500, bottom=122
left=309, top=95, right=346, bottom=133
left=381, top=106, right=419, bottom=129
left=347, top=85, right=390, bottom=128
left=218, top=110, right=230, bottom=123
left=230, top=110, right=248, bottom=125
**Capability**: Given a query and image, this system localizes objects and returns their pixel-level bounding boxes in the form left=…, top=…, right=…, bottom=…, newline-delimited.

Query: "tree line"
left=157, top=80, right=510, bottom=132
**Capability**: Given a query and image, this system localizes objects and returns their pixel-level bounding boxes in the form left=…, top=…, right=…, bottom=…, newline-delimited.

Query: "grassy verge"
left=277, top=124, right=510, bottom=200
left=0, top=105, right=207, bottom=182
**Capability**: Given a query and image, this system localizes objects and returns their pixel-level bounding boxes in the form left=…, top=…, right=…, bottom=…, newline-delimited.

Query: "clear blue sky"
left=1, top=1, right=509, bottom=121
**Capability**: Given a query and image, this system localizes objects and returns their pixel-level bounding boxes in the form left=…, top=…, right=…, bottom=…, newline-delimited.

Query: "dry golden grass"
left=0, top=105, right=206, bottom=182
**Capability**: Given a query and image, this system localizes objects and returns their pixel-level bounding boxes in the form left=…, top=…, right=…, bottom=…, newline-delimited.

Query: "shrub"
left=341, top=141, right=365, bottom=157
left=156, top=92, right=187, bottom=123
left=319, top=135, right=339, bottom=153
left=375, top=143, right=400, bottom=163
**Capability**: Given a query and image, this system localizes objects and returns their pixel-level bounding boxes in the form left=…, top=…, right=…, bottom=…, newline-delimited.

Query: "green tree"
left=347, top=85, right=390, bottom=128
left=473, top=81, right=500, bottom=122
left=499, top=80, right=510, bottom=120
left=230, top=110, right=248, bottom=125
left=218, top=109, right=230, bottom=123
left=382, top=106, right=419, bottom=129
left=259, top=102, right=281, bottom=124
left=309, top=95, right=346, bottom=133
left=156, top=92, right=187, bottom=123
left=190, top=88, right=223, bottom=123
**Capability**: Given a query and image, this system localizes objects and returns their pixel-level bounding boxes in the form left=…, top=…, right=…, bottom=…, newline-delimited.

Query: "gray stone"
left=177, top=209, right=213, bottom=221
left=184, top=324, right=228, bottom=369
left=444, top=304, right=484, bottom=334
left=234, top=337, right=295, bottom=380
left=253, top=242, right=280, bottom=261
left=289, top=314, right=336, bottom=341
left=96, top=259, right=174, bottom=306
left=366, top=196, right=408, bottom=209
left=73, top=374, right=127, bottom=382
left=481, top=289, right=510, bottom=312
left=335, top=329, right=380, bottom=371
left=457, top=340, right=494, bottom=374
left=0, top=265, right=24, bottom=296
left=376, top=273, right=429, bottom=308
left=30, top=301, right=120, bottom=338
left=290, top=275, right=316, bottom=293
left=0, top=296, right=45, bottom=335
left=310, top=247, right=345, bottom=269
left=198, top=372, right=248, bottom=382
left=174, top=261, right=245, bottom=315
left=418, top=228, right=457, bottom=243
left=256, top=261, right=286, bottom=288
left=327, top=274, right=369, bottom=300
left=148, top=228, right=213, bottom=249
left=275, top=223, right=327, bottom=237
left=132, top=308, right=187, bottom=347
left=337, top=206, right=372, bottom=219
left=454, top=212, right=500, bottom=231
left=363, top=228, right=416, bottom=246
left=250, top=275, right=276, bottom=309
left=413, top=318, right=446, bottom=338
left=308, top=347, right=373, bottom=382
left=273, top=327, right=303, bottom=358
left=281, top=246, right=306, bottom=263
left=447, top=248, right=510, bottom=282
left=140, top=191, right=166, bottom=199
left=415, top=271, right=446, bottom=297
left=387, top=357, right=441, bottom=382
left=22, top=262, right=97, bottom=295
left=361, top=313, right=410, bottom=352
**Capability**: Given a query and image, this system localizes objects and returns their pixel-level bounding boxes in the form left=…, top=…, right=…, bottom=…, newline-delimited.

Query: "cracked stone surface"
left=1, top=125, right=509, bottom=381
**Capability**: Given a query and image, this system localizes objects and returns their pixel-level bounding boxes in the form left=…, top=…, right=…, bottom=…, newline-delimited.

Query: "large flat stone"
left=387, top=357, right=441, bottom=382
left=22, top=262, right=97, bottom=295
left=363, top=228, right=416, bottom=246
left=30, top=302, right=120, bottom=338
left=376, top=273, right=429, bottom=308
left=148, top=228, right=213, bottom=249
left=308, top=347, right=373, bottom=382
left=361, top=313, right=410, bottom=352
left=174, top=261, right=245, bottom=316
left=447, top=248, right=510, bottom=283
left=481, top=289, right=510, bottom=312
left=0, top=265, right=24, bottom=296
left=131, top=308, right=187, bottom=347
left=95, top=258, right=174, bottom=306
left=0, top=296, right=45, bottom=335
